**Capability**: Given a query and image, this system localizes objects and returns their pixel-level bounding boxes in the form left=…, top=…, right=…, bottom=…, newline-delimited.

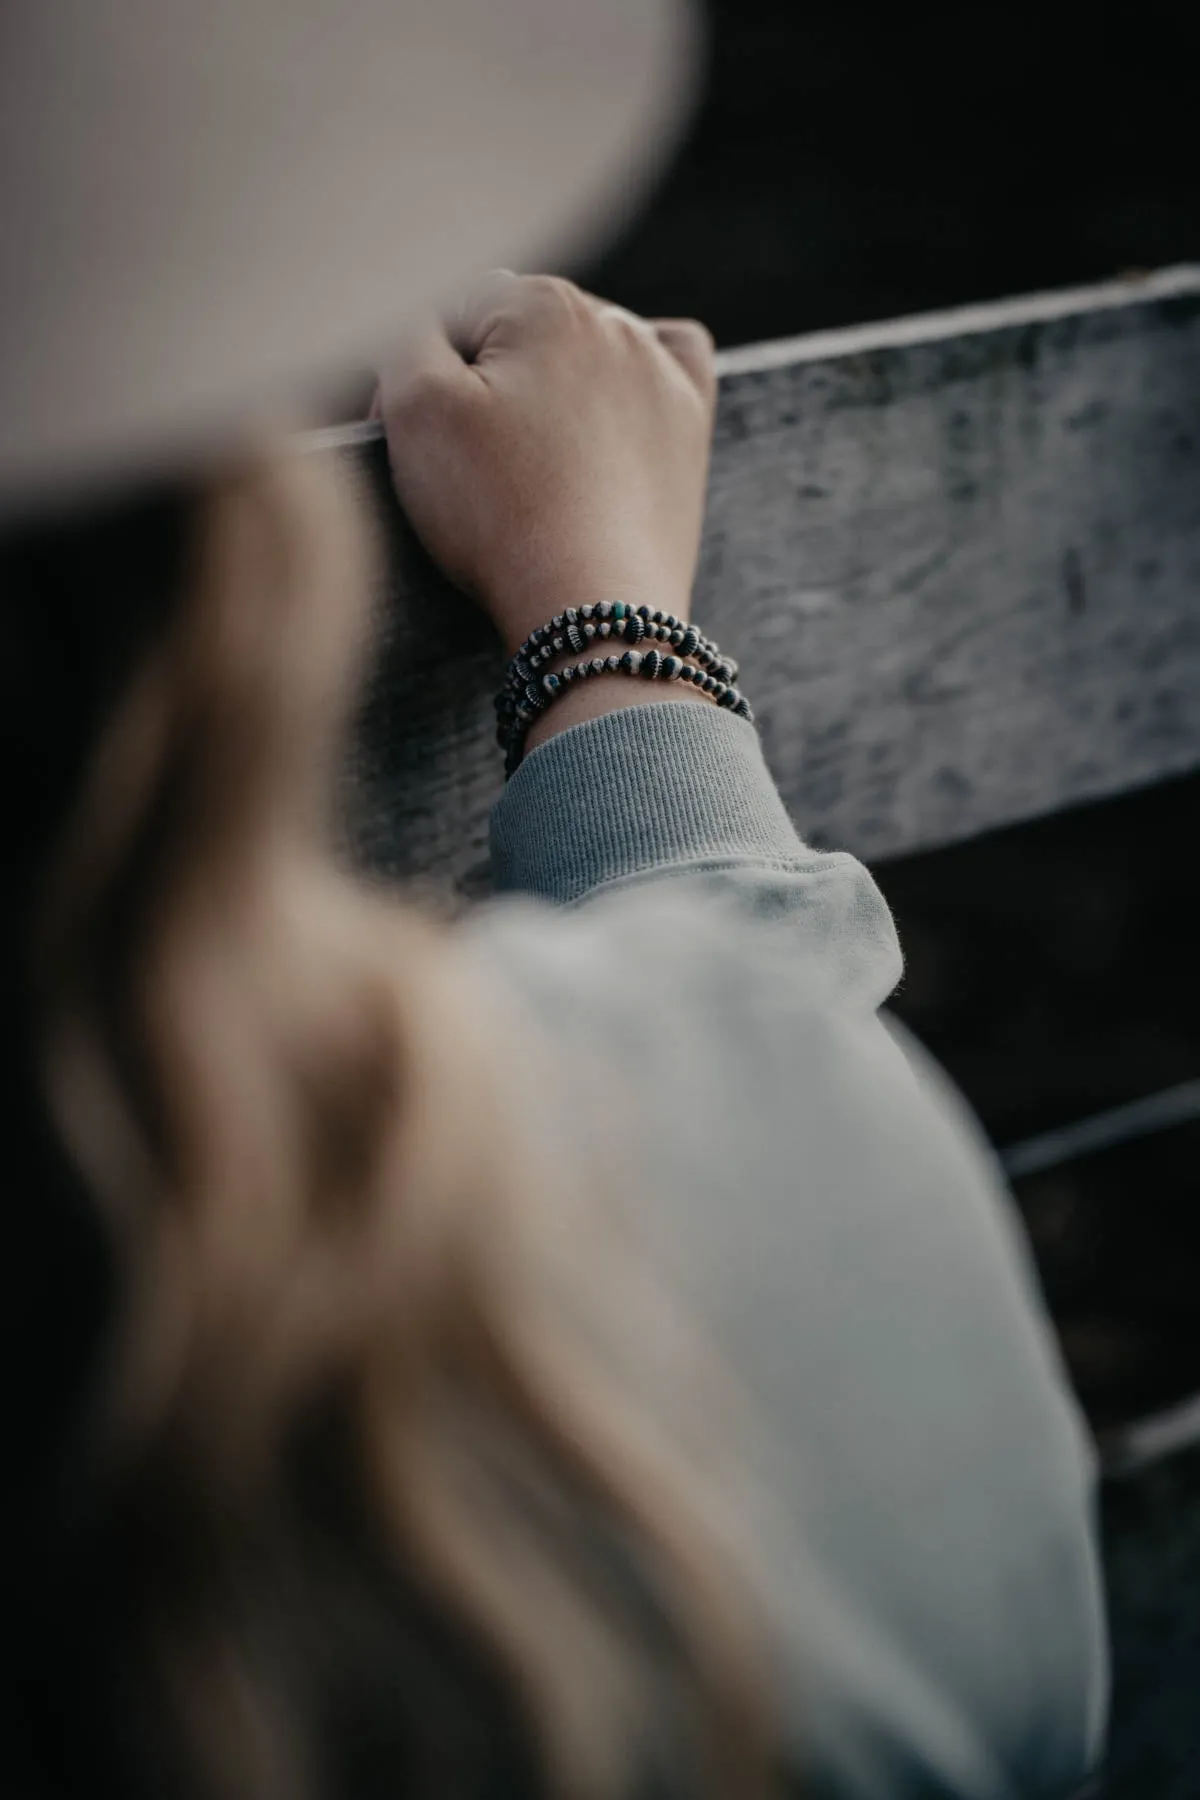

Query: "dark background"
left=579, top=12, right=1200, bottom=1783
left=585, top=0, right=1199, bottom=350
left=578, top=0, right=1200, bottom=1437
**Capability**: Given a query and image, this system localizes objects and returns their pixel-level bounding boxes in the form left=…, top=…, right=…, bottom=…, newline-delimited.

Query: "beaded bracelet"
left=506, top=602, right=739, bottom=694
left=496, top=639, right=754, bottom=777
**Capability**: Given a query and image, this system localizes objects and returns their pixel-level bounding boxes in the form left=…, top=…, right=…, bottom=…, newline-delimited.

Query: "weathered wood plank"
left=329, top=265, right=1200, bottom=896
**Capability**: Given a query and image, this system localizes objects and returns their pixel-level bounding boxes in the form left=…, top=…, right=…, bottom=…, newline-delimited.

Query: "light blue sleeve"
left=473, top=701, right=1109, bottom=1800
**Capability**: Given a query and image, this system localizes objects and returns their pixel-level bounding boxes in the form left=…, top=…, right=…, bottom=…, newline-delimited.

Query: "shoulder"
left=463, top=884, right=1108, bottom=1799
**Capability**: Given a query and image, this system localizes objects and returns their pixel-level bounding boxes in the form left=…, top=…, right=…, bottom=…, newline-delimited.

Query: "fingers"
left=452, top=271, right=667, bottom=361
left=376, top=269, right=526, bottom=411
left=651, top=317, right=717, bottom=402
left=375, top=311, right=474, bottom=419
left=376, top=269, right=581, bottom=419
left=558, top=281, right=717, bottom=403
left=447, top=268, right=527, bottom=361
left=449, top=267, right=593, bottom=363
left=582, top=283, right=717, bottom=399
left=590, top=297, right=657, bottom=336
left=379, top=270, right=717, bottom=420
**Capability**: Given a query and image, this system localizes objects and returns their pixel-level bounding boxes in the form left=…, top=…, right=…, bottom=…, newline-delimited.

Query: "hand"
left=374, top=271, right=717, bottom=655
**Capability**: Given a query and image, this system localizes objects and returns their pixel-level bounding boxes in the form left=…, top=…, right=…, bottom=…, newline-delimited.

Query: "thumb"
left=447, top=268, right=526, bottom=363
left=375, top=312, right=475, bottom=421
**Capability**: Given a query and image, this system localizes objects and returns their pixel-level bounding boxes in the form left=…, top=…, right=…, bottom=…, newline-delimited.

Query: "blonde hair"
left=17, top=450, right=775, bottom=1800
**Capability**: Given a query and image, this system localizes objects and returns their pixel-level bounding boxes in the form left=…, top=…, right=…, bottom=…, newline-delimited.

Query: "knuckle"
left=525, top=273, right=586, bottom=321
left=529, top=272, right=577, bottom=302
left=617, top=303, right=654, bottom=337
left=606, top=309, right=646, bottom=350
left=684, top=317, right=716, bottom=358
left=670, top=318, right=716, bottom=368
left=667, top=320, right=717, bottom=401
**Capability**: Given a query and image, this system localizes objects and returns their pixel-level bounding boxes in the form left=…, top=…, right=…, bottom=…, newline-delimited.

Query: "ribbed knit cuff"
left=489, top=702, right=811, bottom=904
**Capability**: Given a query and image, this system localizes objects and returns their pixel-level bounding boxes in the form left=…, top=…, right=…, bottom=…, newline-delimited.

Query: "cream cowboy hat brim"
left=0, top=0, right=700, bottom=506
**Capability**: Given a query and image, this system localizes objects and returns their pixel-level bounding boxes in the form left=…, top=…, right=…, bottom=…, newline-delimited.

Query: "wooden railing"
left=313, top=263, right=1200, bottom=899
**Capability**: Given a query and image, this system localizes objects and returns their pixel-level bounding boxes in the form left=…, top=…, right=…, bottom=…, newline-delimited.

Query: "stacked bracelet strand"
left=495, top=602, right=753, bottom=776
left=512, top=602, right=738, bottom=684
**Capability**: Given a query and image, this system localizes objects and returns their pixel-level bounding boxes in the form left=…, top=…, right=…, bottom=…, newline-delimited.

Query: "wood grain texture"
left=335, top=266, right=1200, bottom=896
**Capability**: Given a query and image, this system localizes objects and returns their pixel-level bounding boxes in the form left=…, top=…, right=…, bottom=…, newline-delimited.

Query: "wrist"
left=498, top=600, right=748, bottom=774
left=487, top=577, right=695, bottom=657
